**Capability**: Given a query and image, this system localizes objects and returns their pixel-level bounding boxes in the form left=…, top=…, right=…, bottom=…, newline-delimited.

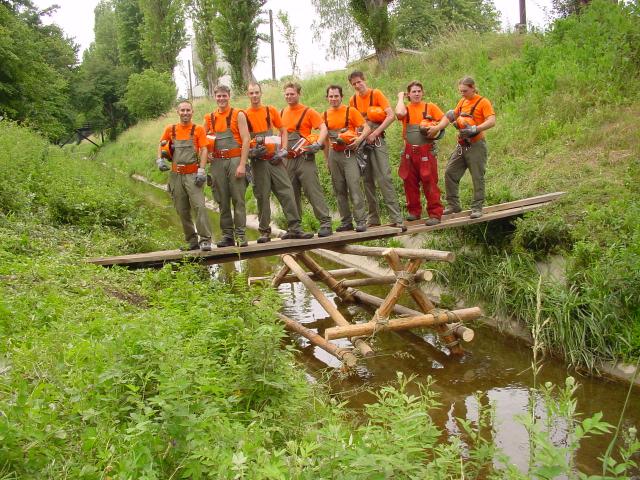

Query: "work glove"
left=445, top=110, right=456, bottom=123
left=249, top=145, right=267, bottom=160
left=459, top=125, right=479, bottom=138
left=156, top=157, right=170, bottom=171
left=269, top=148, right=288, bottom=165
left=194, top=168, right=207, bottom=187
left=303, top=142, right=322, bottom=154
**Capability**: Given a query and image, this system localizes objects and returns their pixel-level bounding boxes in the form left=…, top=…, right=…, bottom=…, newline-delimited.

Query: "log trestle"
left=271, top=246, right=482, bottom=369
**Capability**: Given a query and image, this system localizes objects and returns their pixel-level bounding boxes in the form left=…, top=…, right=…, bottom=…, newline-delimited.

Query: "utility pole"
left=188, top=59, right=194, bottom=100
left=269, top=9, right=276, bottom=80
left=518, top=0, right=527, bottom=32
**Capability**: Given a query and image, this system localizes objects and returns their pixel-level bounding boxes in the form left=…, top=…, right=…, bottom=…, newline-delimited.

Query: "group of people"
left=156, top=72, right=495, bottom=251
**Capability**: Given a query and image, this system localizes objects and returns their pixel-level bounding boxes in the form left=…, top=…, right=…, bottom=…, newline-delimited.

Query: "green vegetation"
left=124, top=69, right=177, bottom=120
left=6, top=120, right=638, bottom=478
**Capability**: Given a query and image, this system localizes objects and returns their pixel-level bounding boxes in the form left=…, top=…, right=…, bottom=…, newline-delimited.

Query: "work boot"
left=180, top=243, right=200, bottom=251
left=336, top=223, right=354, bottom=232
left=282, top=230, right=314, bottom=240
left=425, top=217, right=441, bottom=226
left=318, top=226, right=333, bottom=237
left=199, top=240, right=212, bottom=251
left=406, top=214, right=420, bottom=222
left=443, top=206, right=462, bottom=215
left=236, top=236, right=249, bottom=247
left=216, top=236, right=235, bottom=248
left=367, top=222, right=381, bottom=228
left=470, top=209, right=483, bottom=219
left=391, top=222, right=408, bottom=232
left=257, top=235, right=271, bottom=243
left=355, top=224, right=367, bottom=233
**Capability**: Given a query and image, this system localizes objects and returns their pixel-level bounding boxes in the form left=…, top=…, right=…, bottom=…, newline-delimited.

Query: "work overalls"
left=398, top=106, right=444, bottom=220
left=167, top=125, right=212, bottom=247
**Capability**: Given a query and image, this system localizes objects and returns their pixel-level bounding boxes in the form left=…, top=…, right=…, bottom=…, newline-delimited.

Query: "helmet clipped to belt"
left=159, top=139, right=173, bottom=160
left=332, top=128, right=357, bottom=151
left=366, top=106, right=386, bottom=124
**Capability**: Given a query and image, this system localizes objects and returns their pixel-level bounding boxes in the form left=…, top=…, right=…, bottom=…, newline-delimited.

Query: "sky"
left=33, top=0, right=554, bottom=96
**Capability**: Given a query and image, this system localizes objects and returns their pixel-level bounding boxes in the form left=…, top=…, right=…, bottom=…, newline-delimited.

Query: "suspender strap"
left=189, top=124, right=195, bottom=138
left=456, top=96, right=484, bottom=116
left=344, top=106, right=350, bottom=128
left=246, top=107, right=271, bottom=134
left=352, top=90, right=375, bottom=112
left=295, top=107, right=309, bottom=132
left=171, top=124, right=176, bottom=139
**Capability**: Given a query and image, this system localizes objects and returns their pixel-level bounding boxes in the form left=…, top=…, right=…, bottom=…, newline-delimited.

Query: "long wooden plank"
left=86, top=193, right=563, bottom=268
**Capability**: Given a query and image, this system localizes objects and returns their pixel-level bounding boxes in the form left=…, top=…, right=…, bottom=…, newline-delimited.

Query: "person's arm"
left=395, top=92, right=407, bottom=119
left=236, top=112, right=250, bottom=177
left=316, top=122, right=328, bottom=145
left=367, top=106, right=395, bottom=143
left=351, top=122, right=371, bottom=150
left=199, top=146, right=208, bottom=169
left=278, top=125, right=288, bottom=151
left=476, top=114, right=496, bottom=133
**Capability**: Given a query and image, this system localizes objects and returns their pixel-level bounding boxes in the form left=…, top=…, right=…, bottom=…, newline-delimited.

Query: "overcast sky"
left=33, top=0, right=554, bottom=96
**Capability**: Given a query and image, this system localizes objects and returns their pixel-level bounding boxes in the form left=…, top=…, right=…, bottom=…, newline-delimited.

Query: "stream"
left=137, top=179, right=639, bottom=476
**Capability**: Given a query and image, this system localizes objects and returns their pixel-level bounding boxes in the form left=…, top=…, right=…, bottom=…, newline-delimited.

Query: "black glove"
left=303, top=142, right=322, bottom=154
left=194, top=168, right=207, bottom=187
left=249, top=145, right=267, bottom=160
left=156, top=158, right=170, bottom=171
left=445, top=110, right=456, bottom=123
left=459, top=125, right=478, bottom=138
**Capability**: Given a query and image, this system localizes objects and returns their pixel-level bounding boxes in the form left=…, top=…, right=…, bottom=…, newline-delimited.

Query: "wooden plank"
left=329, top=244, right=454, bottom=262
left=248, top=267, right=360, bottom=285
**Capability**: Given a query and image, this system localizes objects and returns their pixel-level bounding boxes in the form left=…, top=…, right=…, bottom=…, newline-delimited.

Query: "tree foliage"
left=211, top=0, right=267, bottom=90
left=310, top=0, right=367, bottom=63
left=0, top=2, right=78, bottom=140
left=276, top=10, right=299, bottom=77
left=113, top=0, right=149, bottom=72
left=349, top=0, right=395, bottom=66
left=188, top=0, right=224, bottom=95
left=123, top=69, right=176, bottom=119
left=138, top=0, right=187, bottom=74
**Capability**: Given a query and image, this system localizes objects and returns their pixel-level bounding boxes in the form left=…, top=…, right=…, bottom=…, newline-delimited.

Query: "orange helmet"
left=455, top=113, right=476, bottom=130
left=291, top=133, right=320, bottom=156
left=419, top=117, right=439, bottom=136
left=336, top=129, right=358, bottom=145
left=160, top=139, right=173, bottom=160
left=206, top=134, right=216, bottom=153
left=250, top=135, right=277, bottom=157
left=366, top=106, right=386, bottom=123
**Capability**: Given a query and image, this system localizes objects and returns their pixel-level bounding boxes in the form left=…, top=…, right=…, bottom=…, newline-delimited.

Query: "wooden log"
left=271, top=264, right=291, bottom=288
left=339, top=270, right=432, bottom=287
left=248, top=268, right=359, bottom=286
left=453, top=323, right=475, bottom=342
left=329, top=244, right=454, bottom=263
left=324, top=307, right=482, bottom=340
left=276, top=312, right=358, bottom=367
left=281, top=254, right=373, bottom=357
left=296, top=252, right=354, bottom=302
left=375, top=253, right=422, bottom=322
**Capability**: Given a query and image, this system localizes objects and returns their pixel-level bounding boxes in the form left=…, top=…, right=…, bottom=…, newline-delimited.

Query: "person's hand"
left=345, top=140, right=359, bottom=151
left=195, top=168, right=207, bottom=187
left=303, top=142, right=322, bottom=154
left=249, top=145, right=267, bottom=159
left=156, top=158, right=170, bottom=171
left=235, top=163, right=246, bottom=178
left=445, top=110, right=456, bottom=123
left=427, top=126, right=441, bottom=139
left=366, top=131, right=379, bottom=144
left=397, top=92, right=406, bottom=100
left=459, top=125, right=478, bottom=138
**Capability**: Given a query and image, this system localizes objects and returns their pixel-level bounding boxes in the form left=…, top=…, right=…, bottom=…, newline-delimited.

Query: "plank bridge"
left=87, top=192, right=564, bottom=368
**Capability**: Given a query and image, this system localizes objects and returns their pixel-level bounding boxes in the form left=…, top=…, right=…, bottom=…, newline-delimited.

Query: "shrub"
left=123, top=69, right=177, bottom=120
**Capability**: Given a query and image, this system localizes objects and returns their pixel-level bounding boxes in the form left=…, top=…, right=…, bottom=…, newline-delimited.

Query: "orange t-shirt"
left=348, top=88, right=390, bottom=114
left=160, top=123, right=208, bottom=151
left=397, top=101, right=444, bottom=140
left=203, top=107, right=244, bottom=145
left=323, top=105, right=365, bottom=131
left=454, top=94, right=495, bottom=142
left=280, top=103, right=323, bottom=137
left=245, top=105, right=283, bottom=134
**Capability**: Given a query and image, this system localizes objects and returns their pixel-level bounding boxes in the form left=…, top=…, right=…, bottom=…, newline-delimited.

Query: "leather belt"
left=211, top=147, right=242, bottom=159
left=172, top=163, right=199, bottom=174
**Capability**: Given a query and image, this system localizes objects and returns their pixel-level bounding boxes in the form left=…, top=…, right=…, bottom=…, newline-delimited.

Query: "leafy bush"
left=123, top=69, right=177, bottom=120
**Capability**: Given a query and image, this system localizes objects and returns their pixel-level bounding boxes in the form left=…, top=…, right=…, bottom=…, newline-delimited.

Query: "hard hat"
left=160, top=139, right=173, bottom=160
left=336, top=129, right=358, bottom=146
left=366, top=106, right=386, bottom=123
left=291, top=133, right=320, bottom=156
left=419, top=117, right=445, bottom=140
left=250, top=135, right=277, bottom=157
left=455, top=113, right=476, bottom=130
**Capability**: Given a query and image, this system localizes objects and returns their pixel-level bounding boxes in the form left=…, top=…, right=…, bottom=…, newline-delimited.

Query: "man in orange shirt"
left=323, top=84, right=370, bottom=232
left=437, top=76, right=496, bottom=219
left=245, top=82, right=313, bottom=242
left=281, top=82, right=333, bottom=237
left=203, top=85, right=250, bottom=247
left=348, top=71, right=404, bottom=229
left=157, top=100, right=213, bottom=251
left=395, top=81, right=446, bottom=226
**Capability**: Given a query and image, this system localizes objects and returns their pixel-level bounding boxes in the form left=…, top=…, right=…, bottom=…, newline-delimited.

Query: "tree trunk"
left=376, top=45, right=395, bottom=69
left=240, top=47, right=256, bottom=89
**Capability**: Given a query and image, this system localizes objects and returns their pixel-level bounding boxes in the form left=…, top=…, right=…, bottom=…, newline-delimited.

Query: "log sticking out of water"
left=281, top=254, right=374, bottom=357
left=324, top=307, right=482, bottom=340
left=328, top=244, right=455, bottom=263
left=338, top=270, right=433, bottom=287
left=248, top=267, right=360, bottom=286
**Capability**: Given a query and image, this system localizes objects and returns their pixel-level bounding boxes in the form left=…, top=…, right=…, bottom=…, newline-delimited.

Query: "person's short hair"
left=406, top=80, right=423, bottom=93
left=348, top=71, right=365, bottom=83
left=176, top=99, right=193, bottom=109
left=458, top=76, right=476, bottom=88
left=283, top=82, right=302, bottom=93
left=214, top=84, right=231, bottom=95
left=247, top=82, right=262, bottom=92
left=326, top=84, right=343, bottom=97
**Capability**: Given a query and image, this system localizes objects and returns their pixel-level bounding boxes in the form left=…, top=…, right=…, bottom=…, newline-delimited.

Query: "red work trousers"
left=398, top=143, right=443, bottom=219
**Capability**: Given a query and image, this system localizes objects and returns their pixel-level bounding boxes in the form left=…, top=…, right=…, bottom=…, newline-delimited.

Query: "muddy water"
left=139, top=180, right=639, bottom=476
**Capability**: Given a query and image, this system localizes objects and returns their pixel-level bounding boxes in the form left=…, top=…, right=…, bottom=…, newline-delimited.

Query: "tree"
left=552, top=0, right=591, bottom=17
left=0, top=2, right=78, bottom=140
left=276, top=10, right=299, bottom=77
left=310, top=0, right=366, bottom=64
left=188, top=0, right=224, bottom=95
left=349, top=0, right=396, bottom=67
left=212, top=0, right=267, bottom=90
left=138, top=0, right=187, bottom=74
left=393, top=0, right=500, bottom=50
left=113, top=0, right=149, bottom=72
left=123, top=69, right=176, bottom=119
